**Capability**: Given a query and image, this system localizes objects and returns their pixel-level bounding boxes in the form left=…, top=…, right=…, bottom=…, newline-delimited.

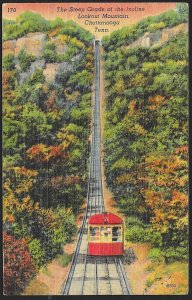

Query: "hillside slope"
left=102, top=7, right=188, bottom=294
left=3, top=11, right=94, bottom=295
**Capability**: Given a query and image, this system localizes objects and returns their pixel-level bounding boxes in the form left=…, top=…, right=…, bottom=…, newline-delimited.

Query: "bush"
left=125, top=226, right=146, bottom=243
left=176, top=3, right=189, bottom=20
left=50, top=227, right=67, bottom=257
left=3, top=11, right=49, bottom=41
left=43, top=42, right=58, bottom=63
left=59, top=20, right=93, bottom=44
left=3, top=232, right=36, bottom=295
left=49, top=17, right=64, bottom=29
left=146, top=277, right=154, bottom=288
left=123, top=247, right=137, bottom=264
left=56, top=207, right=77, bottom=242
left=148, top=21, right=166, bottom=32
left=57, top=253, right=72, bottom=267
left=29, top=68, right=45, bottom=85
left=164, top=246, right=188, bottom=263
left=149, top=248, right=162, bottom=261
left=126, top=216, right=144, bottom=227
left=28, top=239, right=45, bottom=268
left=18, top=49, right=35, bottom=72
left=147, top=229, right=163, bottom=247
left=3, top=54, right=15, bottom=71
left=125, top=225, right=162, bottom=247
left=28, top=206, right=77, bottom=262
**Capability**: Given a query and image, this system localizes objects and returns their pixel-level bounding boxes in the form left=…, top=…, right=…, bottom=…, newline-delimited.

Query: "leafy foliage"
left=3, top=11, right=49, bottom=41
left=103, top=11, right=188, bottom=262
left=17, top=49, right=35, bottom=72
left=3, top=232, right=36, bottom=295
left=102, top=8, right=188, bottom=51
left=57, top=253, right=72, bottom=267
left=3, top=53, right=15, bottom=71
left=148, top=248, right=162, bottom=262
left=3, top=13, right=94, bottom=294
left=3, top=11, right=94, bottom=42
left=43, top=42, right=58, bottom=63
left=28, top=239, right=46, bottom=268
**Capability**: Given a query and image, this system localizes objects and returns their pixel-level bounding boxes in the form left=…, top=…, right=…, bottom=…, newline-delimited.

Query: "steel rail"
left=118, top=258, right=132, bottom=295
left=94, top=258, right=98, bottom=295
left=62, top=40, right=99, bottom=295
left=80, top=253, right=87, bottom=294
left=80, top=90, right=99, bottom=294
left=115, top=257, right=132, bottom=295
left=106, top=257, right=112, bottom=295
left=61, top=40, right=132, bottom=295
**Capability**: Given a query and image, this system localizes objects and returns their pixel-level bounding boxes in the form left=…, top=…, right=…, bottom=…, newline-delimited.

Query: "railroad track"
left=61, top=40, right=132, bottom=295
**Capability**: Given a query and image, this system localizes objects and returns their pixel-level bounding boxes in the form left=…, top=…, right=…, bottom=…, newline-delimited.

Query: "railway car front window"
left=100, top=226, right=112, bottom=242
left=112, top=227, right=122, bottom=242
left=89, top=226, right=100, bottom=241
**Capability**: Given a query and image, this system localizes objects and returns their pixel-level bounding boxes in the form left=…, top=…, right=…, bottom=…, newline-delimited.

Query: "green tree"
left=176, top=3, right=189, bottom=20
left=43, top=42, right=58, bottom=63
left=3, top=54, right=15, bottom=71
left=18, top=48, right=35, bottom=72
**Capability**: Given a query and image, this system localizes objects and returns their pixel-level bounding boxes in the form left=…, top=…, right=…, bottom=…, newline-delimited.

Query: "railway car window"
left=89, top=226, right=100, bottom=241
left=112, top=227, right=122, bottom=242
left=100, top=226, right=112, bottom=242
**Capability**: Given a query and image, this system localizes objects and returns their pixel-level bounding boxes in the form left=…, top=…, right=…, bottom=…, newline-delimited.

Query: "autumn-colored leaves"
left=3, top=12, right=94, bottom=295
left=103, top=15, right=188, bottom=261
left=27, top=144, right=67, bottom=162
left=4, top=232, right=36, bottom=295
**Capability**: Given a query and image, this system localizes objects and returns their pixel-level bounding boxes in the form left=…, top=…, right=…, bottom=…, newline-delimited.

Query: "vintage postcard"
left=2, top=2, right=189, bottom=296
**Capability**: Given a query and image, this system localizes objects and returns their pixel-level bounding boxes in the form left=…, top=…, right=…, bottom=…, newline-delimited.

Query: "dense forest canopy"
left=3, top=11, right=94, bottom=43
left=102, top=6, right=188, bottom=263
left=3, top=11, right=94, bottom=295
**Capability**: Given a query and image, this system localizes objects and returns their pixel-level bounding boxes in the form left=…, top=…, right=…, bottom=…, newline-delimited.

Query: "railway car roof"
left=88, top=212, right=123, bottom=225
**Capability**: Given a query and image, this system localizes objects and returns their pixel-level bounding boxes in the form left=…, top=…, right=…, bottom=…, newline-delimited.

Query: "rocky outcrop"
left=18, top=59, right=46, bottom=84
left=3, top=32, right=69, bottom=58
left=57, top=62, right=72, bottom=73
left=51, top=36, right=67, bottom=55
left=3, top=32, right=47, bottom=57
left=3, top=39, right=16, bottom=56
left=30, top=59, right=46, bottom=73
left=124, top=22, right=188, bottom=51
left=3, top=31, right=73, bottom=84
left=43, top=62, right=72, bottom=83
left=158, top=22, right=188, bottom=45
left=43, top=63, right=57, bottom=83
left=15, top=32, right=47, bottom=56
left=18, top=60, right=73, bottom=84
left=71, top=53, right=83, bottom=62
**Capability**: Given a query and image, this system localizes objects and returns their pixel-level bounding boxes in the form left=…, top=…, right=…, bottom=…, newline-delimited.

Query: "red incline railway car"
left=88, top=212, right=124, bottom=256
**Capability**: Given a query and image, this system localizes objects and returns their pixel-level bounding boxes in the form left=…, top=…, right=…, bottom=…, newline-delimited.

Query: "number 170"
left=8, top=8, right=16, bottom=13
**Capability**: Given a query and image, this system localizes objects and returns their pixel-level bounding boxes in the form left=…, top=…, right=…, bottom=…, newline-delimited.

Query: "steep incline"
left=62, top=41, right=131, bottom=295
